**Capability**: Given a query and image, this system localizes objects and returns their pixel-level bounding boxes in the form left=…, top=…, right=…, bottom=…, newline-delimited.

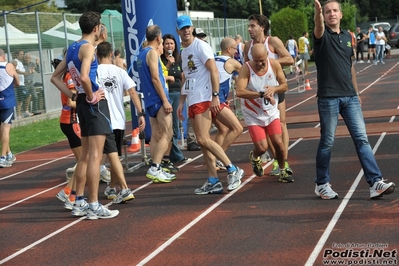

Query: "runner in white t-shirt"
left=96, top=41, right=145, bottom=203
left=176, top=15, right=244, bottom=195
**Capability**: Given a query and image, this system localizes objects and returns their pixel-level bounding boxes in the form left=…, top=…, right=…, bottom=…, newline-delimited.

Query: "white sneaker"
left=260, top=151, right=272, bottom=163
left=367, top=60, right=370, bottom=63
left=87, top=204, right=119, bottom=220
left=146, top=168, right=172, bottom=183
left=56, top=189, right=69, bottom=202
left=315, top=183, right=338, bottom=199
left=227, top=167, right=244, bottom=191
left=358, top=60, right=364, bottom=63
left=100, top=166, right=111, bottom=183
left=370, top=180, right=395, bottom=199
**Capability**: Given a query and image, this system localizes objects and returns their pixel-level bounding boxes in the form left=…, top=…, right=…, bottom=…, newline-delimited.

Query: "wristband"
left=138, top=111, right=146, bottom=117
left=259, top=92, right=265, bottom=98
left=71, top=93, right=77, bottom=101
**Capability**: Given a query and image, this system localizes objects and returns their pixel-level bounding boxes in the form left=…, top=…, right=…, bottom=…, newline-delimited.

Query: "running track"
left=1, top=56, right=399, bottom=266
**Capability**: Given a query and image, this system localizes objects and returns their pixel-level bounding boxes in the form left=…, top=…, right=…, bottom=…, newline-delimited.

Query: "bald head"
left=220, top=37, right=236, bottom=52
left=251, top=43, right=267, bottom=60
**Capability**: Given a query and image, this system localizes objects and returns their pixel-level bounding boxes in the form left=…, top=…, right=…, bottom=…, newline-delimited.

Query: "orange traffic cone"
left=128, top=128, right=141, bottom=152
left=305, top=79, right=312, bottom=90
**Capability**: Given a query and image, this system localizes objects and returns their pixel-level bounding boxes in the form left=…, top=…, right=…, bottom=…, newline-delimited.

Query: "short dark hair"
left=248, top=14, right=270, bottom=35
left=79, top=11, right=101, bottom=34
left=96, top=41, right=113, bottom=59
left=114, top=49, right=121, bottom=57
left=146, top=25, right=161, bottom=42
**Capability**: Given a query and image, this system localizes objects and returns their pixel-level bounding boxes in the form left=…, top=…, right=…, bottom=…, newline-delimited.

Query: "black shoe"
left=187, top=142, right=201, bottom=151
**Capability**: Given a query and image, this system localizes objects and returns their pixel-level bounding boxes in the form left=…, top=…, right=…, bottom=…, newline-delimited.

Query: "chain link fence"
left=0, top=11, right=250, bottom=118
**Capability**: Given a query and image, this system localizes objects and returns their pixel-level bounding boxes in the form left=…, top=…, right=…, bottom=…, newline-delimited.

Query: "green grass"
left=9, top=108, right=133, bottom=154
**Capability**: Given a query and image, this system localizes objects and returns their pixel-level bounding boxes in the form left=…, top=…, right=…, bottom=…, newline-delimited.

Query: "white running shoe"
left=370, top=180, right=395, bottom=199
left=227, top=167, right=244, bottom=191
left=64, top=199, right=74, bottom=210
left=104, top=186, right=117, bottom=200
left=87, top=204, right=119, bottom=220
left=260, top=151, right=272, bottom=163
left=146, top=168, right=172, bottom=183
left=56, top=189, right=69, bottom=203
left=100, top=166, right=111, bottom=183
left=315, top=183, right=338, bottom=199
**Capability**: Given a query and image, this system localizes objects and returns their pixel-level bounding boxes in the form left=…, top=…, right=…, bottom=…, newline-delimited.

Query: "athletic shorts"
left=211, top=102, right=230, bottom=118
left=0, top=107, right=14, bottom=124
left=60, top=123, right=81, bottom=149
left=103, top=129, right=124, bottom=156
left=103, top=132, right=119, bottom=155
left=188, top=101, right=211, bottom=119
left=299, top=53, right=310, bottom=61
left=368, top=44, right=376, bottom=49
left=146, top=101, right=163, bottom=118
left=76, top=94, right=113, bottom=137
left=277, top=92, right=285, bottom=104
left=247, top=119, right=282, bottom=142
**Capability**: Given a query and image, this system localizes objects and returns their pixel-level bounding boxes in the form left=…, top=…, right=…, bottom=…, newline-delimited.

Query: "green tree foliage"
left=270, top=7, right=307, bottom=44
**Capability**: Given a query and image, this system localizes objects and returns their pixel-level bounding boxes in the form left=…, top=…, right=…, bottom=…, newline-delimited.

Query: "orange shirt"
left=59, top=72, right=78, bottom=124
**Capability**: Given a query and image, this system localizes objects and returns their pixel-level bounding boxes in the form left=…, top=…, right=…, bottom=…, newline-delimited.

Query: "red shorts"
left=211, top=102, right=230, bottom=118
left=188, top=101, right=211, bottom=119
left=247, top=119, right=281, bottom=142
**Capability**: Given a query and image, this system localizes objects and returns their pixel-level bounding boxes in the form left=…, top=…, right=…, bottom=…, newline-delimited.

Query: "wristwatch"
left=259, top=92, right=265, bottom=98
left=71, top=93, right=77, bottom=101
left=212, top=91, right=219, bottom=97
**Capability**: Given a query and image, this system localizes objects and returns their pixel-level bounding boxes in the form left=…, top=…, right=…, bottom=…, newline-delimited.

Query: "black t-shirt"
left=356, top=32, right=365, bottom=44
left=313, top=26, right=356, bottom=98
left=161, top=54, right=182, bottom=92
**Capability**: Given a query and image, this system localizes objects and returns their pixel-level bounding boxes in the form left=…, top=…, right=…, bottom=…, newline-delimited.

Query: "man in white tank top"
left=213, top=37, right=244, bottom=168
left=236, top=44, right=293, bottom=183
left=243, top=14, right=294, bottom=177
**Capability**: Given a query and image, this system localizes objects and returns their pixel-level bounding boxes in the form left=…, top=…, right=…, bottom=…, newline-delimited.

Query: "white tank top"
left=247, top=36, right=279, bottom=61
left=241, top=58, right=280, bottom=127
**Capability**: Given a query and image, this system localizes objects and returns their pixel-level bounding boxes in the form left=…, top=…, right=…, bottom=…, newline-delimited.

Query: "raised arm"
left=314, top=0, right=325, bottom=39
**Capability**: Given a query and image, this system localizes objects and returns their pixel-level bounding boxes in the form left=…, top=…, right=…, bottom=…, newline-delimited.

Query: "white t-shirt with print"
left=97, top=64, right=136, bottom=130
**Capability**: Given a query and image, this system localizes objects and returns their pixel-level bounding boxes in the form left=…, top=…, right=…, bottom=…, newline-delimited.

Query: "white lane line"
left=136, top=140, right=302, bottom=265
left=0, top=154, right=74, bottom=181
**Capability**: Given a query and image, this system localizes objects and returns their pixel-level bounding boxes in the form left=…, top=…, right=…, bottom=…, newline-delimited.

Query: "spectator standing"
left=366, top=26, right=376, bottom=63
left=298, top=31, right=311, bottom=74
left=313, top=0, right=395, bottom=199
left=375, top=26, right=387, bottom=65
left=285, top=35, right=298, bottom=74
left=234, top=34, right=245, bottom=64
left=0, top=48, right=19, bottom=168
left=160, top=33, right=188, bottom=163
left=23, top=53, right=41, bottom=114
left=14, top=50, right=33, bottom=118
left=113, top=49, right=127, bottom=70
left=355, top=27, right=365, bottom=63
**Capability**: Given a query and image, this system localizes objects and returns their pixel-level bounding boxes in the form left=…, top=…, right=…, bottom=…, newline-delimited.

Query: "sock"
left=89, top=201, right=99, bottom=210
left=207, top=177, right=219, bottom=185
left=69, top=190, right=76, bottom=202
left=7, top=151, right=12, bottom=157
left=226, top=164, right=237, bottom=173
left=75, top=196, right=85, bottom=206
left=162, top=156, right=170, bottom=162
left=317, top=183, right=325, bottom=186
left=151, top=163, right=159, bottom=172
left=63, top=186, right=72, bottom=196
left=0, top=156, right=5, bottom=160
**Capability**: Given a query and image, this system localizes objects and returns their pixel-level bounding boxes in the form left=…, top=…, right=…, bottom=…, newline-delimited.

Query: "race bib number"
left=182, top=79, right=195, bottom=95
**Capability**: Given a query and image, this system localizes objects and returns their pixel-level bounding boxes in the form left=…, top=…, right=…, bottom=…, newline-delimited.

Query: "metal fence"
left=0, top=11, right=250, bottom=118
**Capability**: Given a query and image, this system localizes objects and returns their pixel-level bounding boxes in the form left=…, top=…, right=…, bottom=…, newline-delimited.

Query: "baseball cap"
left=194, top=28, right=206, bottom=37
left=176, top=15, right=193, bottom=30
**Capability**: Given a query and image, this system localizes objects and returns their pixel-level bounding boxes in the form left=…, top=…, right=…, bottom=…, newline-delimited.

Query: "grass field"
left=9, top=109, right=132, bottom=154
